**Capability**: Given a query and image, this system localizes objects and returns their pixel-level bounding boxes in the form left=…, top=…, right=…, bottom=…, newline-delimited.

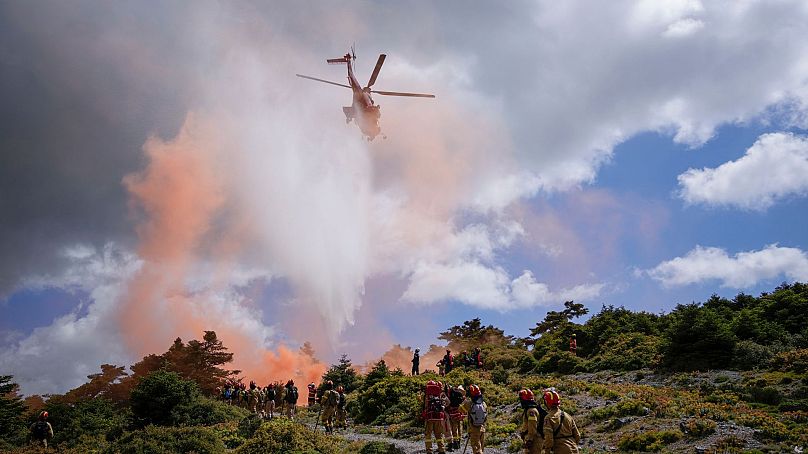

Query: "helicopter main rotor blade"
left=295, top=74, right=351, bottom=89
left=372, top=90, right=435, bottom=98
left=367, top=54, right=386, bottom=88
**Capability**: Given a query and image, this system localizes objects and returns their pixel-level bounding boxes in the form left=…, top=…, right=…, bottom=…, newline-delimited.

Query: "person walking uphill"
left=320, top=380, right=340, bottom=433
left=519, top=389, right=546, bottom=454
left=423, top=380, right=448, bottom=454
left=30, top=411, right=54, bottom=449
left=542, top=390, right=581, bottom=454
left=457, top=384, right=487, bottom=454
left=412, top=348, right=420, bottom=376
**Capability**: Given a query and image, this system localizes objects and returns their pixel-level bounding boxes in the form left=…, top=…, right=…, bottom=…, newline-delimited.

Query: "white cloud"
left=677, top=132, right=808, bottom=210
left=401, top=263, right=603, bottom=310
left=645, top=244, right=808, bottom=288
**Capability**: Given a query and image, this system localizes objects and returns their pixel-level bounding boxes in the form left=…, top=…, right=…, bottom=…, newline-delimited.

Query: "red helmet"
left=336, top=385, right=344, bottom=393
left=39, top=411, right=48, bottom=420
left=468, top=385, right=482, bottom=397
left=287, top=379, right=294, bottom=386
left=518, top=389, right=534, bottom=401
left=543, top=390, right=561, bottom=407
left=308, top=383, right=316, bottom=389
left=427, top=380, right=437, bottom=387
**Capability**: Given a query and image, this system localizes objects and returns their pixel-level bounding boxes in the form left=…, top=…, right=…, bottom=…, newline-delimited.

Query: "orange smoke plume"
left=118, top=114, right=225, bottom=355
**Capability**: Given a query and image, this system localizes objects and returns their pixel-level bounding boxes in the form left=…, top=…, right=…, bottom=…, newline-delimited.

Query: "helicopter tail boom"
left=327, top=55, right=350, bottom=64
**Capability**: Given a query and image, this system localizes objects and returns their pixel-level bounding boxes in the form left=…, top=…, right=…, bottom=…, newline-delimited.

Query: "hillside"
left=1, top=283, right=806, bottom=453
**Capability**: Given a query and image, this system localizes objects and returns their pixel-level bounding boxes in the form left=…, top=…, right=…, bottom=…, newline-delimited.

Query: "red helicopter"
left=296, top=48, right=435, bottom=140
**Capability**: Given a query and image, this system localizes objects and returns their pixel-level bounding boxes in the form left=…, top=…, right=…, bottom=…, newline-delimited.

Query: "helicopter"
left=296, top=48, right=435, bottom=140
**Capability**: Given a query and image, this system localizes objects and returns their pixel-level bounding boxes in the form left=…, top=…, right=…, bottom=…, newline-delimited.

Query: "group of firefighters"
left=220, top=378, right=347, bottom=433
left=411, top=347, right=485, bottom=376
left=421, top=380, right=580, bottom=454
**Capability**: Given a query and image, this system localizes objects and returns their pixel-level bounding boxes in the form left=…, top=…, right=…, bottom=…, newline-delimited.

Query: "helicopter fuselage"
left=343, top=55, right=382, bottom=140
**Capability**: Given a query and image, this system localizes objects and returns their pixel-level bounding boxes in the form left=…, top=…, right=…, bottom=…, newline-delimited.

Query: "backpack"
left=323, top=390, right=337, bottom=407
left=427, top=395, right=445, bottom=415
left=469, top=398, right=487, bottom=427
left=224, top=388, right=232, bottom=399
left=449, top=388, right=464, bottom=407
left=266, top=388, right=276, bottom=400
left=524, top=405, right=549, bottom=438
left=286, top=386, right=299, bottom=403
left=32, top=421, right=49, bottom=440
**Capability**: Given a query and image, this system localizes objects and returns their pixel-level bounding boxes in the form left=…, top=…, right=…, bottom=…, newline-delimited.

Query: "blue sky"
left=2, top=0, right=808, bottom=394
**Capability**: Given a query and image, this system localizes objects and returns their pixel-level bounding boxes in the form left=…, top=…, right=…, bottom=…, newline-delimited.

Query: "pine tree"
left=0, top=375, right=26, bottom=447
left=321, top=354, right=362, bottom=393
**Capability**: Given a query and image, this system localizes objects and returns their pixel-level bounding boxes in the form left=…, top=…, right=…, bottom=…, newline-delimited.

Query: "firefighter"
left=458, top=385, right=487, bottom=454
left=542, top=390, right=581, bottom=454
left=423, top=380, right=448, bottom=454
left=519, top=389, right=544, bottom=454
left=569, top=334, right=577, bottom=356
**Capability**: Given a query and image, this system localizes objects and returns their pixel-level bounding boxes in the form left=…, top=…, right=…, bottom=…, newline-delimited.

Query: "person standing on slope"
left=423, top=380, right=448, bottom=454
left=542, top=390, right=581, bottom=454
left=519, top=389, right=546, bottom=454
left=320, top=380, right=340, bottom=434
left=30, top=411, right=54, bottom=449
left=458, top=385, right=487, bottom=454
left=335, top=385, right=348, bottom=429
left=447, top=385, right=466, bottom=451
left=412, top=348, right=420, bottom=376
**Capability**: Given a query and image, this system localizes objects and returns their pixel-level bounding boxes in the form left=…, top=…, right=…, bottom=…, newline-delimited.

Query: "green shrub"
left=492, top=365, right=509, bottom=385
left=680, top=418, right=716, bottom=437
left=359, top=440, right=405, bottom=454
left=41, top=397, right=130, bottom=448
left=617, top=430, right=682, bottom=451
left=130, top=370, right=200, bottom=427
left=589, top=399, right=647, bottom=420
left=536, top=351, right=586, bottom=374
left=747, top=386, right=782, bottom=405
left=171, top=396, right=248, bottom=426
left=770, top=348, right=808, bottom=373
left=732, top=340, right=773, bottom=369
left=104, top=425, right=225, bottom=454
left=238, top=414, right=264, bottom=438
left=517, top=354, right=539, bottom=374
left=590, top=333, right=661, bottom=371
left=235, top=418, right=338, bottom=454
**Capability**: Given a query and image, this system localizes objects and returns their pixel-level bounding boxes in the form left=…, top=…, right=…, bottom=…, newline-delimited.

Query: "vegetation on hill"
left=1, top=282, right=805, bottom=452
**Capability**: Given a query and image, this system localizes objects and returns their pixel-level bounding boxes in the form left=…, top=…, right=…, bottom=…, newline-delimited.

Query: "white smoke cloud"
left=677, top=132, right=808, bottom=210
left=0, top=243, right=276, bottom=395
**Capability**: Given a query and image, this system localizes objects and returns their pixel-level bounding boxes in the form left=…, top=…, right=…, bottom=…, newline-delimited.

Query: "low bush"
left=590, top=333, right=662, bottom=371
left=770, top=348, right=808, bottom=374
left=536, top=351, right=587, bottom=374
left=359, top=441, right=405, bottom=454
left=104, top=425, right=225, bottom=454
left=130, top=370, right=200, bottom=427
left=589, top=399, right=647, bottom=420
left=732, top=340, right=773, bottom=369
left=746, top=386, right=782, bottom=405
left=234, top=418, right=338, bottom=454
left=171, top=396, right=248, bottom=426
left=680, top=418, right=716, bottom=437
left=617, top=430, right=682, bottom=451
left=492, top=365, right=509, bottom=385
